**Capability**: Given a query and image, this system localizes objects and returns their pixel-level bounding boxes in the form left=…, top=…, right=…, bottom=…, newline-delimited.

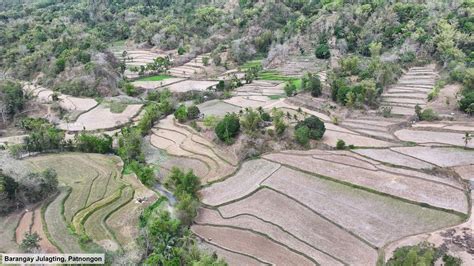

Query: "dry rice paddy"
left=196, top=148, right=467, bottom=265
left=150, top=116, right=238, bottom=183
left=58, top=103, right=142, bottom=132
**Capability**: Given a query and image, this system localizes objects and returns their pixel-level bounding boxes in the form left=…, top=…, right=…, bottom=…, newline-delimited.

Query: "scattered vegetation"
left=215, top=113, right=240, bottom=144
left=387, top=242, right=461, bottom=266
left=295, top=116, right=326, bottom=141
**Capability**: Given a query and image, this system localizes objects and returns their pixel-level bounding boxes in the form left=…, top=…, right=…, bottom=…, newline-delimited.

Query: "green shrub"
left=336, top=139, right=346, bottom=150
left=165, top=167, right=201, bottom=199
left=294, top=125, right=310, bottom=146
left=387, top=242, right=460, bottom=266
left=0, top=80, right=25, bottom=117
left=284, top=82, right=297, bottom=96
left=315, top=43, right=330, bottom=59
left=215, top=113, right=240, bottom=143
left=295, top=116, right=326, bottom=140
left=459, top=91, right=474, bottom=114
left=146, top=91, right=160, bottom=101
left=261, top=112, right=271, bottom=121
left=240, top=108, right=262, bottom=135
left=340, top=56, right=360, bottom=75
left=177, top=46, right=186, bottom=55
left=203, top=115, right=219, bottom=128
left=187, top=105, right=200, bottom=120
left=304, top=73, right=322, bottom=97
left=174, top=104, right=188, bottom=123
left=417, top=107, right=439, bottom=121
left=75, top=133, right=113, bottom=154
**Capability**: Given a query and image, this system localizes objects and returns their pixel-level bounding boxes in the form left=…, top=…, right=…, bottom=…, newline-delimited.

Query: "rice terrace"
left=0, top=1, right=473, bottom=265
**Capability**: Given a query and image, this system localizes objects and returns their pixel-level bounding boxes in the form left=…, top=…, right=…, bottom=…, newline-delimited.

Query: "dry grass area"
left=195, top=147, right=467, bottom=265
left=58, top=103, right=142, bottom=132
left=22, top=83, right=98, bottom=112
left=131, top=78, right=186, bottom=90
left=354, top=148, right=435, bottom=169
left=151, top=115, right=238, bottom=183
left=390, top=146, right=474, bottom=167
left=164, top=80, right=218, bottom=93
left=192, top=225, right=314, bottom=265
left=394, top=128, right=474, bottom=148
left=264, top=152, right=467, bottom=213
left=412, top=121, right=474, bottom=132
left=106, top=173, right=158, bottom=263
left=0, top=210, right=23, bottom=253
left=197, top=99, right=241, bottom=117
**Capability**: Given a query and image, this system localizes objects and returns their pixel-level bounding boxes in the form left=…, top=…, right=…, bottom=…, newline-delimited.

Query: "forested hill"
left=0, top=0, right=472, bottom=107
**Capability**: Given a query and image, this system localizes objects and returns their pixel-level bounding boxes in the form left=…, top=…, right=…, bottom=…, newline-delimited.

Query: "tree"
left=295, top=125, right=310, bottom=146
left=174, top=104, right=188, bottom=123
left=305, top=73, right=322, bottom=97
left=296, top=116, right=325, bottom=140
left=75, top=133, right=113, bottom=154
left=240, top=108, right=262, bottom=135
left=336, top=139, right=346, bottom=150
left=187, top=105, right=200, bottom=120
left=463, top=132, right=472, bottom=149
left=20, top=232, right=41, bottom=252
left=415, top=104, right=423, bottom=120
left=272, top=108, right=287, bottom=136
left=315, top=43, right=330, bottom=59
left=369, top=41, right=382, bottom=57
left=215, top=113, right=240, bottom=143
left=124, top=83, right=137, bottom=96
left=0, top=171, right=18, bottom=201
left=0, top=80, right=25, bottom=117
left=117, top=127, right=143, bottom=164
left=165, top=168, right=201, bottom=199
left=284, top=82, right=297, bottom=96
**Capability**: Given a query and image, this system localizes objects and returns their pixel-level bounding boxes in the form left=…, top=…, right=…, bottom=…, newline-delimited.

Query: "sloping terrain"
left=58, top=103, right=143, bottom=132
left=23, top=153, right=155, bottom=262
left=150, top=116, right=238, bottom=183
left=380, top=65, right=438, bottom=116
left=195, top=150, right=466, bottom=265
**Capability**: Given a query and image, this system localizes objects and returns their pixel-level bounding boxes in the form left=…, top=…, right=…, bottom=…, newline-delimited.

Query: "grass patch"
left=268, top=95, right=286, bottom=100
left=239, top=59, right=263, bottom=70
left=258, top=70, right=302, bottom=90
left=136, top=75, right=172, bottom=82
left=104, top=102, right=127, bottom=113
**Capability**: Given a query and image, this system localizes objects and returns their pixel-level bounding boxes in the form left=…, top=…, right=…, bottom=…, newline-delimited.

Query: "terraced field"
left=15, top=204, right=59, bottom=253
left=164, top=80, right=218, bottom=93
left=22, top=153, right=155, bottom=260
left=0, top=210, right=22, bottom=253
left=150, top=116, right=238, bottom=183
left=339, top=116, right=405, bottom=141
left=167, top=54, right=210, bottom=78
left=131, top=78, right=186, bottom=90
left=197, top=99, right=241, bottom=117
left=380, top=65, right=438, bottom=116
left=394, top=128, right=474, bottom=148
left=195, top=150, right=468, bottom=265
left=271, top=100, right=398, bottom=148
left=58, top=103, right=143, bottom=132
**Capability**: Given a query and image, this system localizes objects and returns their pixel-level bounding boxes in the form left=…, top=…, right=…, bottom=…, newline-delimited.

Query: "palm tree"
left=463, top=132, right=472, bottom=149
